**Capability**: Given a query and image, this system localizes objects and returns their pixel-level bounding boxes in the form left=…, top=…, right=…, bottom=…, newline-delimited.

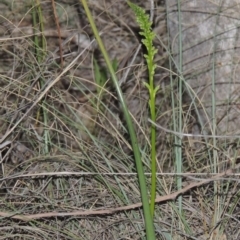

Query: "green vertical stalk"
left=80, top=1, right=155, bottom=239
left=32, top=0, right=50, bottom=154
left=149, top=81, right=157, bottom=217
left=128, top=1, right=159, bottom=218
left=211, top=2, right=223, bottom=228
left=176, top=0, right=183, bottom=214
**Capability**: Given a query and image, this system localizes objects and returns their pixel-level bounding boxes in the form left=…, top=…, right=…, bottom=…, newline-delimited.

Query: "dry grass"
left=0, top=1, right=239, bottom=239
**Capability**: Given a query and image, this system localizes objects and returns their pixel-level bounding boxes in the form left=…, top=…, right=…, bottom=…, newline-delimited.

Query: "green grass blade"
left=80, top=0, right=155, bottom=239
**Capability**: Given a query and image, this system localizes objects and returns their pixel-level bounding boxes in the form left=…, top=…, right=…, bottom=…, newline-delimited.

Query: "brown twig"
left=0, top=165, right=238, bottom=222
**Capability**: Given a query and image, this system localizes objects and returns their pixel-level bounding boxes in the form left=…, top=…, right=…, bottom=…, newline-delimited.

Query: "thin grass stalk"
left=157, top=21, right=213, bottom=172
left=80, top=0, right=155, bottom=239
left=176, top=0, right=183, bottom=215
left=32, top=0, right=54, bottom=199
left=32, top=0, right=50, bottom=155
left=211, top=3, right=222, bottom=229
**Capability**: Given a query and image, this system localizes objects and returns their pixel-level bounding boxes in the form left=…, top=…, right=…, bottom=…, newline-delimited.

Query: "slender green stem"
left=212, top=3, right=222, bottom=227
left=127, top=1, right=159, bottom=217
left=148, top=35, right=158, bottom=217
left=32, top=0, right=50, bottom=154
left=80, top=0, right=155, bottom=239
left=149, top=77, right=157, bottom=217
left=148, top=47, right=157, bottom=217
left=176, top=0, right=183, bottom=214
